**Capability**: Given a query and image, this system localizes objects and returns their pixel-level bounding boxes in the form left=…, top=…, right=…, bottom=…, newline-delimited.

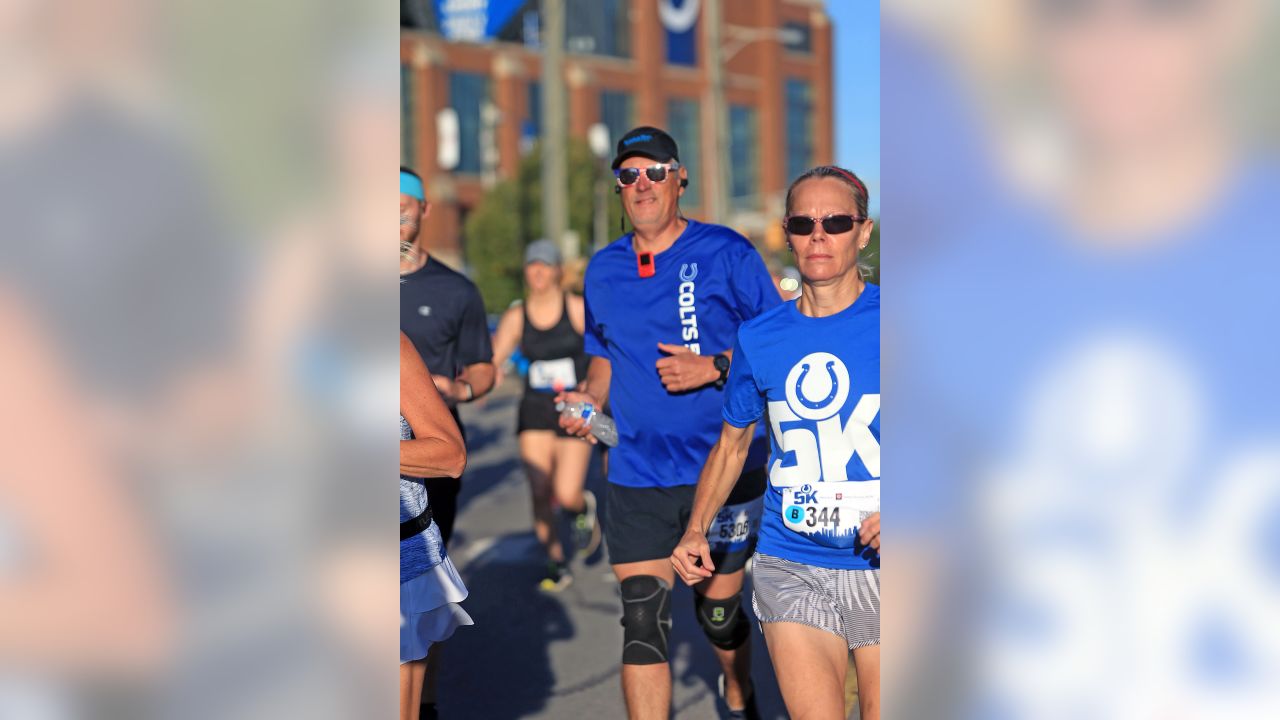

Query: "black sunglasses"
left=782, top=214, right=865, bottom=236
left=615, top=162, right=681, bottom=186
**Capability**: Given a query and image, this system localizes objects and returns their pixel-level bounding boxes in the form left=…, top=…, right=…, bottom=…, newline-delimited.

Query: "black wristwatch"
left=713, top=353, right=731, bottom=389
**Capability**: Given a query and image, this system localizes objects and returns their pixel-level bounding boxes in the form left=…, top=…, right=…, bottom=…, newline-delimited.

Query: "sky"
left=827, top=0, right=881, bottom=216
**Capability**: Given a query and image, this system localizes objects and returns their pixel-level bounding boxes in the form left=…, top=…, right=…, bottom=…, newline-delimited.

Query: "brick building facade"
left=401, top=0, right=833, bottom=267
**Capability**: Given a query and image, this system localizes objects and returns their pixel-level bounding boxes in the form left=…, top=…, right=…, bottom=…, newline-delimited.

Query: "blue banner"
left=659, top=0, right=699, bottom=66
left=435, top=0, right=526, bottom=43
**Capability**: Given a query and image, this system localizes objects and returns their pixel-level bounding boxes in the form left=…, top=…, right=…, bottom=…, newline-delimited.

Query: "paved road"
left=431, top=382, right=807, bottom=719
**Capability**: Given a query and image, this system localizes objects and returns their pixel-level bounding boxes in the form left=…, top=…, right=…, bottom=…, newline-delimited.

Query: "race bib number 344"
left=781, top=480, right=879, bottom=549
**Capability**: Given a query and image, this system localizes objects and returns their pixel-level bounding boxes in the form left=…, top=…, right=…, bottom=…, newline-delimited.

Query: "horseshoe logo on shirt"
left=784, top=352, right=851, bottom=421
left=795, top=361, right=840, bottom=410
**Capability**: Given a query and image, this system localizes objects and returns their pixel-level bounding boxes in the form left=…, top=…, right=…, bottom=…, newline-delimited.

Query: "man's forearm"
left=458, top=362, right=496, bottom=400
left=579, top=356, right=612, bottom=407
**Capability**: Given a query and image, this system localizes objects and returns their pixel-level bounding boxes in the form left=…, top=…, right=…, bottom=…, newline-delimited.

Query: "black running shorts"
left=605, top=467, right=767, bottom=572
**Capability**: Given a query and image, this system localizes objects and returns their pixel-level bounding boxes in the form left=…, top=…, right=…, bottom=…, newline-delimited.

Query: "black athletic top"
left=515, top=295, right=589, bottom=435
left=399, top=256, right=493, bottom=380
left=520, top=294, right=589, bottom=397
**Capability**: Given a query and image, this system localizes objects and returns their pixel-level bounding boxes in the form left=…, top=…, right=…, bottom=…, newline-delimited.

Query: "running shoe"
left=571, top=489, right=602, bottom=558
left=539, top=561, right=573, bottom=592
left=718, top=673, right=762, bottom=720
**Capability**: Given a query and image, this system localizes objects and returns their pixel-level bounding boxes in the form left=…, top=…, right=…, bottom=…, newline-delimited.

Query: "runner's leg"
left=552, top=437, right=597, bottom=554
left=695, top=468, right=765, bottom=712
left=694, top=569, right=753, bottom=710
left=844, top=655, right=860, bottom=718
left=615, top=559, right=675, bottom=720
left=400, top=660, right=425, bottom=720
left=852, top=644, right=880, bottom=720
left=551, top=435, right=591, bottom=512
left=760, top=621, right=848, bottom=719
left=520, top=431, right=563, bottom=563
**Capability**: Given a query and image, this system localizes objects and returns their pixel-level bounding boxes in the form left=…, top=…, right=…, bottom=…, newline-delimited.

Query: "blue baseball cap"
left=611, top=126, right=680, bottom=170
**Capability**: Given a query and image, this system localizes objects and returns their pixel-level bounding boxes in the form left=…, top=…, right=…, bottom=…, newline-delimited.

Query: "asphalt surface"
left=430, top=382, right=816, bottom=719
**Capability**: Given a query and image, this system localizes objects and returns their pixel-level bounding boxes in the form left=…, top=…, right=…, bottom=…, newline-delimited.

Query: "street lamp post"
left=704, top=0, right=804, bottom=225
left=705, top=0, right=729, bottom=225
left=479, top=101, right=499, bottom=189
left=588, top=123, right=612, bottom=253
left=541, top=0, right=569, bottom=260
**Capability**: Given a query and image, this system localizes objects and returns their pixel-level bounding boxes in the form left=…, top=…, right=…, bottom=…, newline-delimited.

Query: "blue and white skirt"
left=400, top=531, right=473, bottom=663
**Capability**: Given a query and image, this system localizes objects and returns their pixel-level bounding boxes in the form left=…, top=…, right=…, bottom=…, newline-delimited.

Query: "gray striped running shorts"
left=751, top=553, right=880, bottom=650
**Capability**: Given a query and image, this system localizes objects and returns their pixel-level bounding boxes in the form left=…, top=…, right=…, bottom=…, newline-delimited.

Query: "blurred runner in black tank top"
left=492, top=239, right=600, bottom=591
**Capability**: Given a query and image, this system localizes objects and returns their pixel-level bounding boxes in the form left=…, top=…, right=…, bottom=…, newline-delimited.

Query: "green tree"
left=464, top=181, right=524, bottom=315
left=465, top=139, right=623, bottom=313
left=863, top=220, right=880, bottom=285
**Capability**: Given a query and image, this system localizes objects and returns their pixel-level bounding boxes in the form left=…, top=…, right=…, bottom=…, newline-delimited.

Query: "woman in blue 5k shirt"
left=671, top=167, right=882, bottom=720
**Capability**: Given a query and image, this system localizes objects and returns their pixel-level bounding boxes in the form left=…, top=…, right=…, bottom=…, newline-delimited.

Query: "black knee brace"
left=694, top=593, right=750, bottom=650
left=619, top=575, right=673, bottom=665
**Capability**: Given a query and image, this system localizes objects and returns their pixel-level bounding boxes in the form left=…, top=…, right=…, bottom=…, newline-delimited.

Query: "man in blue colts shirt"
left=557, top=126, right=779, bottom=720
left=671, top=166, right=882, bottom=720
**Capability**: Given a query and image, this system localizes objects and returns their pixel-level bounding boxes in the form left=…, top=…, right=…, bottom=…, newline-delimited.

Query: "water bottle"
left=556, top=401, right=618, bottom=447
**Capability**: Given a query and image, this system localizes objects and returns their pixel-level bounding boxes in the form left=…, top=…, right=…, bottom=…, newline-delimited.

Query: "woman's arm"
left=489, top=304, right=524, bottom=389
left=401, top=333, right=466, bottom=478
left=671, top=421, right=756, bottom=584
left=567, top=293, right=586, bottom=336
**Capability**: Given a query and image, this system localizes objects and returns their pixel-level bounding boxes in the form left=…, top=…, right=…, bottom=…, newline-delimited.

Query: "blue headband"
left=400, top=171, right=425, bottom=201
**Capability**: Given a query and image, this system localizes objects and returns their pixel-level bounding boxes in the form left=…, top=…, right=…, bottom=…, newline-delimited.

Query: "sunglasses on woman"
left=615, top=162, right=682, bottom=186
left=782, top=213, right=865, bottom=236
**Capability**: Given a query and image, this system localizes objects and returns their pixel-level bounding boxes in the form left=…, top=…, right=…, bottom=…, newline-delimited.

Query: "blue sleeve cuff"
left=722, top=407, right=759, bottom=428
left=583, top=334, right=607, bottom=358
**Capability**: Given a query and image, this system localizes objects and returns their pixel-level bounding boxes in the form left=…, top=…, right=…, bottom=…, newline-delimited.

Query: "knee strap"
left=694, top=592, right=749, bottom=650
left=619, top=575, right=673, bottom=665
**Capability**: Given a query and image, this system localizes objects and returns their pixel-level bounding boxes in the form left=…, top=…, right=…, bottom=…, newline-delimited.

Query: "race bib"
left=781, top=480, right=879, bottom=550
left=708, top=495, right=764, bottom=553
left=528, top=357, right=578, bottom=393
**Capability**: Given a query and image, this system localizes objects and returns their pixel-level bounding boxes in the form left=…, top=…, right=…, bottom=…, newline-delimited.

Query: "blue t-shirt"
left=584, top=220, right=779, bottom=488
left=723, top=285, right=881, bottom=570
